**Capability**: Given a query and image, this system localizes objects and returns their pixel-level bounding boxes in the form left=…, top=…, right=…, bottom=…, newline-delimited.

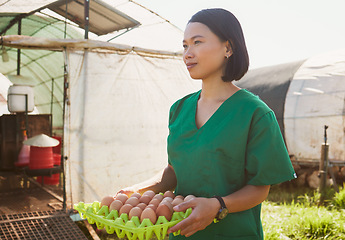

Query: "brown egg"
left=171, top=197, right=184, bottom=207
left=139, top=195, right=152, bottom=205
left=175, top=195, right=184, bottom=200
left=146, top=204, right=157, bottom=212
left=162, top=197, right=174, bottom=203
left=131, top=192, right=142, bottom=199
left=161, top=201, right=173, bottom=212
left=137, top=203, right=147, bottom=210
left=153, top=194, right=164, bottom=201
left=184, top=195, right=196, bottom=202
left=119, top=204, right=133, bottom=215
left=116, top=193, right=129, bottom=204
left=125, top=197, right=140, bottom=207
left=163, top=190, right=175, bottom=199
left=101, top=195, right=115, bottom=207
left=129, top=207, right=143, bottom=220
left=140, top=207, right=157, bottom=224
left=142, top=190, right=155, bottom=198
left=149, top=198, right=161, bottom=207
left=156, top=203, right=173, bottom=221
left=109, top=199, right=123, bottom=211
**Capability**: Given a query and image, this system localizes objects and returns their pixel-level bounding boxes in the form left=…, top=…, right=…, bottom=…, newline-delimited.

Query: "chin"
left=189, top=73, right=203, bottom=80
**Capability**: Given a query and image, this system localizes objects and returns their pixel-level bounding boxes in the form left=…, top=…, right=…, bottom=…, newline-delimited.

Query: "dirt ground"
left=0, top=171, right=91, bottom=239
left=0, top=172, right=63, bottom=215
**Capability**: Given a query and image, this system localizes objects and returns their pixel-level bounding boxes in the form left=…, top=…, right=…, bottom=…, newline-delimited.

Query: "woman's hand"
left=115, top=186, right=137, bottom=197
left=167, top=197, right=220, bottom=237
left=115, top=165, right=177, bottom=197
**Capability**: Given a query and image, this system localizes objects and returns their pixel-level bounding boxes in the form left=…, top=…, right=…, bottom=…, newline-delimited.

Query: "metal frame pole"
left=84, top=0, right=90, bottom=39
left=16, top=19, right=22, bottom=75
left=62, top=50, right=68, bottom=211
left=50, top=78, right=54, bottom=136
left=319, top=125, right=329, bottom=203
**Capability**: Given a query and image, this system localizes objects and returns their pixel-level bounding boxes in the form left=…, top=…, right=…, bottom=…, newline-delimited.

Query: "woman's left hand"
left=167, top=197, right=221, bottom=237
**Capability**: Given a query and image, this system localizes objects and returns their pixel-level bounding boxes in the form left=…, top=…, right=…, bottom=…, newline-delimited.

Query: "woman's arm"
left=167, top=185, right=270, bottom=237
left=223, top=184, right=270, bottom=212
left=117, top=164, right=177, bottom=196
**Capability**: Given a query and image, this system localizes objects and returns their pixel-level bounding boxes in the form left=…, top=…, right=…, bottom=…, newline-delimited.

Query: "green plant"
left=333, top=183, right=345, bottom=209
left=262, top=185, right=345, bottom=239
left=297, top=191, right=321, bottom=207
left=295, top=207, right=334, bottom=238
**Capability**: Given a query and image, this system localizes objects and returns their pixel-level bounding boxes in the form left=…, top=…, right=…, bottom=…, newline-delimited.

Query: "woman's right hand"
left=115, top=164, right=177, bottom=197
left=115, top=186, right=137, bottom=197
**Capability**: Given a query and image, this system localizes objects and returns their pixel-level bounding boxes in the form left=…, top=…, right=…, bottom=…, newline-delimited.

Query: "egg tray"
left=74, top=201, right=192, bottom=240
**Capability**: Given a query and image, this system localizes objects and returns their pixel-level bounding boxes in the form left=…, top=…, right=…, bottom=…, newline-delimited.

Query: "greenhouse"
left=0, top=0, right=344, bottom=239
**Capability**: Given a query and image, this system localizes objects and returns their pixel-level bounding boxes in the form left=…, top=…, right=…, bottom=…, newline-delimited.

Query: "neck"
left=200, top=78, right=240, bottom=102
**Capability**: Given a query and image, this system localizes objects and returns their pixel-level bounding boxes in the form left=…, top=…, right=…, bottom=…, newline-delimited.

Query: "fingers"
left=185, top=230, right=198, bottom=238
left=173, top=199, right=195, bottom=212
left=167, top=219, right=185, bottom=234
left=116, top=190, right=124, bottom=195
left=167, top=204, right=199, bottom=234
left=115, top=187, right=136, bottom=197
left=168, top=197, right=216, bottom=237
left=178, top=219, right=199, bottom=236
left=168, top=214, right=204, bottom=236
left=122, top=190, right=134, bottom=197
left=168, top=216, right=194, bottom=234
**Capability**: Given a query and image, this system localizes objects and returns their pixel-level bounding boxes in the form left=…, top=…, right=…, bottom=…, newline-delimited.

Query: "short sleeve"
left=245, top=111, right=296, bottom=185
left=167, top=99, right=183, bottom=166
left=167, top=104, right=175, bottom=166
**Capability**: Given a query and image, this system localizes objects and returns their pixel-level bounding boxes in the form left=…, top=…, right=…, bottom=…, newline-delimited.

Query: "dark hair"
left=188, top=8, right=249, bottom=82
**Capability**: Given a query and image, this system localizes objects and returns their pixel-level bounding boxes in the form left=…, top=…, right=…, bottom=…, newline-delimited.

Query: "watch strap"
left=213, top=195, right=226, bottom=209
left=212, top=195, right=228, bottom=223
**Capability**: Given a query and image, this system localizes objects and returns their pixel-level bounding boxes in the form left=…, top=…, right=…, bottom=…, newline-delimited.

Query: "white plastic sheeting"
left=0, top=0, right=184, bottom=134
left=0, top=0, right=200, bottom=207
left=284, top=49, right=345, bottom=162
left=99, top=0, right=183, bottom=53
left=0, top=0, right=56, bottom=13
left=64, top=49, right=200, bottom=206
left=0, top=74, right=12, bottom=114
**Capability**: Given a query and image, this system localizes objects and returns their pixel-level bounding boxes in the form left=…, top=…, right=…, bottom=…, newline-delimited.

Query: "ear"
left=225, top=40, right=233, bottom=58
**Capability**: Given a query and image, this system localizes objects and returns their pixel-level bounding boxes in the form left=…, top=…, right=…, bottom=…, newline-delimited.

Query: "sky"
left=134, top=0, right=345, bottom=69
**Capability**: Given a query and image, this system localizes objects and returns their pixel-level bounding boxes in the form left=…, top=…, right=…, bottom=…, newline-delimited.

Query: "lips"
left=186, top=62, right=197, bottom=70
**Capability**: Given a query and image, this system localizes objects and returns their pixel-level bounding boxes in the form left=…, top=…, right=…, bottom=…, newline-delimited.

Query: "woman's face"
left=183, top=22, right=230, bottom=81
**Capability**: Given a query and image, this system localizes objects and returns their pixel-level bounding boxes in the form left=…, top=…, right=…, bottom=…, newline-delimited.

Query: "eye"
left=183, top=44, right=188, bottom=49
left=194, top=40, right=201, bottom=45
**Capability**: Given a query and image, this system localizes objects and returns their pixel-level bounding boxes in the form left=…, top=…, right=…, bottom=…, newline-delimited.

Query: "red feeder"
left=52, top=136, right=62, bottom=154
left=37, top=153, right=61, bottom=185
left=29, top=146, right=54, bottom=169
left=24, top=134, right=59, bottom=170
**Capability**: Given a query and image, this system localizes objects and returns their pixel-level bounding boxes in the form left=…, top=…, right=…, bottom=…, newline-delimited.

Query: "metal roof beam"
left=0, top=13, right=28, bottom=35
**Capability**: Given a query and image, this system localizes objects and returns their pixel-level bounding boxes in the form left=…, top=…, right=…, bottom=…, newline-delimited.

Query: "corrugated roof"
left=47, top=0, right=140, bottom=35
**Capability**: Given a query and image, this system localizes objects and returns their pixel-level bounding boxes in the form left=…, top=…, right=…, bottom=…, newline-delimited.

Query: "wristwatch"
left=213, top=195, right=229, bottom=223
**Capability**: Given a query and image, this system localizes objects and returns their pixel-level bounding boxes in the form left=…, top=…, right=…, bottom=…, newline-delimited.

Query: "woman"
left=119, top=8, right=296, bottom=239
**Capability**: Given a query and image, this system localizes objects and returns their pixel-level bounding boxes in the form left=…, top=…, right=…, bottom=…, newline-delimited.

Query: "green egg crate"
left=74, top=201, right=192, bottom=240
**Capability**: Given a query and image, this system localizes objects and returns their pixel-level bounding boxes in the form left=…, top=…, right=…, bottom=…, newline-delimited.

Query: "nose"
left=183, top=46, right=194, bottom=60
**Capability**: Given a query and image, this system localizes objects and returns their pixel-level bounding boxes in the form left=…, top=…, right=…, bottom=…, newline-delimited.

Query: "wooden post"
left=319, top=143, right=329, bottom=201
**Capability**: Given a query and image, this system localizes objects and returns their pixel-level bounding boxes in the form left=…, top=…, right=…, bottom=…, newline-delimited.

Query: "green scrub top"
left=167, top=89, right=296, bottom=240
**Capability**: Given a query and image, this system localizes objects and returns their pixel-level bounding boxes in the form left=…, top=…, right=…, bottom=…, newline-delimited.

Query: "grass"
left=333, top=183, right=345, bottom=209
left=262, top=183, right=345, bottom=239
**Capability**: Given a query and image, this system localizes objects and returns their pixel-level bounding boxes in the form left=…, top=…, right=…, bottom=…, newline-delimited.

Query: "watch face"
left=219, top=208, right=229, bottom=219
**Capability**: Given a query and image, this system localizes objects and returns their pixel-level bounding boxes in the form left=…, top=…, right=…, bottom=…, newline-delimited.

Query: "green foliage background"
left=262, top=184, right=345, bottom=240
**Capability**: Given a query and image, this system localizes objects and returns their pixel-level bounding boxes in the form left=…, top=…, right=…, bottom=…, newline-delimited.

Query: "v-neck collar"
left=193, top=89, right=245, bottom=131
